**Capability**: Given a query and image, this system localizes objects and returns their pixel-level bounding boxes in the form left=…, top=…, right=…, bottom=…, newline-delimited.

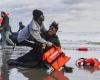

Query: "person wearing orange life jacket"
left=7, top=21, right=73, bottom=72
left=41, top=22, right=73, bottom=72
left=76, top=58, right=100, bottom=67
left=43, top=70, right=69, bottom=80
left=0, top=11, right=14, bottom=48
left=7, top=21, right=60, bottom=68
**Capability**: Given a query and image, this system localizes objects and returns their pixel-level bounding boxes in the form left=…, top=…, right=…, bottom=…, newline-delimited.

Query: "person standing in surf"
left=0, top=11, right=14, bottom=48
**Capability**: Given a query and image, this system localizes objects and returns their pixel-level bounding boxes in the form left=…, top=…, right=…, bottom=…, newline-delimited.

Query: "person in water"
left=7, top=21, right=73, bottom=73
left=76, top=58, right=100, bottom=67
left=7, top=21, right=59, bottom=67
left=18, top=21, right=25, bottom=32
left=17, top=9, right=52, bottom=47
left=0, top=11, right=14, bottom=48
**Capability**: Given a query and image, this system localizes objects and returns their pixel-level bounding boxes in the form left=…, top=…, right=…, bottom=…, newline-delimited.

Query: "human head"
left=33, top=9, right=44, bottom=21
left=1, top=11, right=6, bottom=18
left=48, top=21, right=59, bottom=36
left=19, top=21, right=22, bottom=25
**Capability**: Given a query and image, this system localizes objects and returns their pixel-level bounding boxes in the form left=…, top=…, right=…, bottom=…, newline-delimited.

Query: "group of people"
left=0, top=9, right=71, bottom=71
left=1, top=9, right=99, bottom=73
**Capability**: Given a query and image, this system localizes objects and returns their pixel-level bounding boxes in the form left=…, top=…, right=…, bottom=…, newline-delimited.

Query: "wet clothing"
left=12, top=31, right=61, bottom=67
left=18, top=24, right=25, bottom=32
left=1, top=15, right=14, bottom=46
left=41, top=31, right=61, bottom=47
left=17, top=19, right=52, bottom=47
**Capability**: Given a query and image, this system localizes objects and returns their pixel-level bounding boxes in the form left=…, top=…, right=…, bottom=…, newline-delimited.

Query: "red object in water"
left=42, top=46, right=71, bottom=70
left=77, top=47, right=88, bottom=51
left=76, top=58, right=100, bottom=67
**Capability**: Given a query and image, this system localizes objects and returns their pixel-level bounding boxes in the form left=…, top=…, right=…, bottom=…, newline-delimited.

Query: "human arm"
left=29, top=22, right=52, bottom=46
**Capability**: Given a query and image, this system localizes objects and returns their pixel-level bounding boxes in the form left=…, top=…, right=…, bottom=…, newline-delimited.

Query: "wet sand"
left=0, top=45, right=100, bottom=80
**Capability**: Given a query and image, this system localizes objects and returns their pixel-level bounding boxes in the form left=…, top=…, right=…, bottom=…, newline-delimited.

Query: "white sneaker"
left=46, top=66, right=54, bottom=74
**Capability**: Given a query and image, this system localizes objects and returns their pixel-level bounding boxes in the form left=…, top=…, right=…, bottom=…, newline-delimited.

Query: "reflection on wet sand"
left=1, top=46, right=100, bottom=80
left=77, top=66, right=100, bottom=73
left=0, top=72, right=3, bottom=80
left=0, top=47, right=70, bottom=80
left=43, top=70, right=69, bottom=80
left=1, top=65, right=70, bottom=80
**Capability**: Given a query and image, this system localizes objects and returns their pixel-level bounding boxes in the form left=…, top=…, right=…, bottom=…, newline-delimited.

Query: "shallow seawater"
left=0, top=41, right=100, bottom=80
left=1, top=0, right=100, bottom=79
left=0, top=32, right=100, bottom=80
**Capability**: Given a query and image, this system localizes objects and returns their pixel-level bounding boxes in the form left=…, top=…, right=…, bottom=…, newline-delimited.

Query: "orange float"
left=77, top=47, right=88, bottom=51
left=42, top=46, right=71, bottom=70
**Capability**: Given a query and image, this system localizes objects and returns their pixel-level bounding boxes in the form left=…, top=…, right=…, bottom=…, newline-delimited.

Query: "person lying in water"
left=76, top=58, right=100, bottom=73
left=7, top=21, right=73, bottom=72
left=76, top=58, right=100, bottom=67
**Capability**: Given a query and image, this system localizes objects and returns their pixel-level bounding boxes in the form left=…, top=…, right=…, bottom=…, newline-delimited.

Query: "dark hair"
left=1, top=11, right=6, bottom=16
left=32, top=9, right=43, bottom=21
left=50, top=21, right=58, bottom=31
left=19, top=21, right=22, bottom=24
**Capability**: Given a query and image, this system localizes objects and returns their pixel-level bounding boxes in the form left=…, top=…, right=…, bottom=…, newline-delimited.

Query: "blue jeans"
left=1, top=30, right=14, bottom=47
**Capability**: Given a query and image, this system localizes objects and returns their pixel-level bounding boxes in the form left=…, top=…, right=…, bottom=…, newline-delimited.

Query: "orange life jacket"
left=42, top=46, right=71, bottom=70
left=76, top=58, right=100, bottom=67
left=86, top=58, right=100, bottom=67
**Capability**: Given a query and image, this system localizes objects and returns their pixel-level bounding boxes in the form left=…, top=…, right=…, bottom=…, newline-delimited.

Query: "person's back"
left=18, top=21, right=25, bottom=32
left=17, top=24, right=30, bottom=42
left=17, top=19, right=46, bottom=45
left=7, top=21, right=59, bottom=67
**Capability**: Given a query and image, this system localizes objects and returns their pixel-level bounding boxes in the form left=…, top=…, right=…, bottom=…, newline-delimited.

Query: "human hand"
left=42, top=43, right=47, bottom=49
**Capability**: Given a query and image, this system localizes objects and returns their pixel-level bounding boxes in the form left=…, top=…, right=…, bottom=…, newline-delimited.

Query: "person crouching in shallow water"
left=7, top=21, right=58, bottom=67
left=7, top=21, right=73, bottom=72
left=0, top=11, right=14, bottom=48
left=17, top=9, right=52, bottom=47
left=7, top=9, right=53, bottom=67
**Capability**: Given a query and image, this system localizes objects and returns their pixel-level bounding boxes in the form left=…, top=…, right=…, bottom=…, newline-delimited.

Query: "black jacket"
left=1, top=15, right=10, bottom=31
left=41, top=31, right=61, bottom=47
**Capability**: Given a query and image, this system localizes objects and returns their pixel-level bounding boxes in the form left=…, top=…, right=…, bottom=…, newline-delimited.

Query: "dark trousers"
left=18, top=40, right=35, bottom=48
left=16, top=43, right=43, bottom=62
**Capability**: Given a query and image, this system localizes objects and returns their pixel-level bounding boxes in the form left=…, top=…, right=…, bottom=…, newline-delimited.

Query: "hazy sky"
left=1, top=0, right=100, bottom=32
